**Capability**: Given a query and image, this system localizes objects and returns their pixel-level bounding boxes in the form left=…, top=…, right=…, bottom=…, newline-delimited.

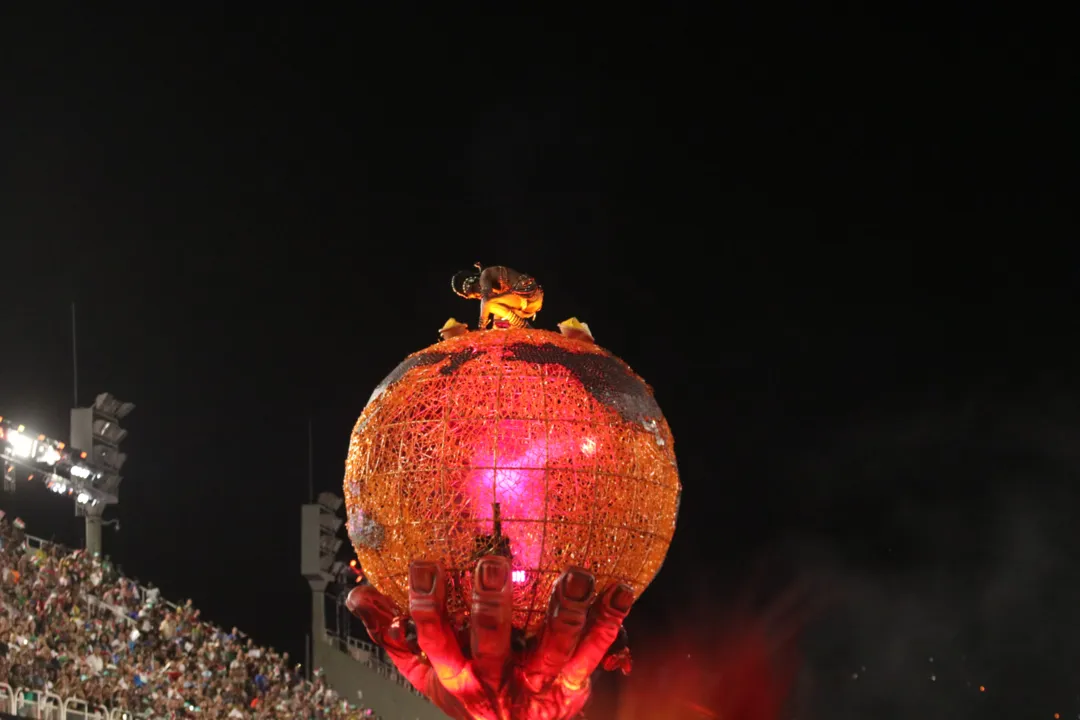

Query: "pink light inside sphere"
left=459, top=418, right=599, bottom=578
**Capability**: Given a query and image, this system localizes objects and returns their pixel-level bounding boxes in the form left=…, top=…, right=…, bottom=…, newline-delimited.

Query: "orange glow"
left=344, top=327, right=680, bottom=636
left=682, top=701, right=719, bottom=719
left=608, top=591, right=806, bottom=720
left=979, top=685, right=985, bottom=692
left=80, top=451, right=87, bottom=459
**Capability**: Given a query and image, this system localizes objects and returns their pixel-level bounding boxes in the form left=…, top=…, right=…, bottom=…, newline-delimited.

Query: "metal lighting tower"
left=71, top=392, right=134, bottom=556
left=301, top=492, right=349, bottom=675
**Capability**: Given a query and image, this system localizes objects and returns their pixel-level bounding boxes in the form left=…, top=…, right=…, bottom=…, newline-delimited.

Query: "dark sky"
left=2, top=6, right=1078, bottom=719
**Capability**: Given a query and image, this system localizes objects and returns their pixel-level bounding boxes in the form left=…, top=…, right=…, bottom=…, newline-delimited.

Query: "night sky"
left=2, top=6, right=1078, bottom=719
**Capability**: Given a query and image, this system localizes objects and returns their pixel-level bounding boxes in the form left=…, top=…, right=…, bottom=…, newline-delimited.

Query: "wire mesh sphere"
left=343, top=327, right=680, bottom=637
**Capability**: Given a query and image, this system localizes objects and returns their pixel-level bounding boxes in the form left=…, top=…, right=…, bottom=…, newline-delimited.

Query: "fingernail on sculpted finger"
left=478, top=557, right=508, bottom=592
left=562, top=568, right=595, bottom=602
left=609, top=584, right=634, bottom=613
left=410, top=562, right=437, bottom=595
left=346, top=589, right=386, bottom=629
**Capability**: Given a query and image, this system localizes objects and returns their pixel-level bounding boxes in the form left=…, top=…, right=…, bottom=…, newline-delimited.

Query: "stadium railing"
left=320, top=625, right=428, bottom=700
left=0, top=681, right=135, bottom=719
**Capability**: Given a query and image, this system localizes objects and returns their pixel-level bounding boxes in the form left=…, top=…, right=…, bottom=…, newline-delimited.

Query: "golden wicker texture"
left=343, top=327, right=680, bottom=636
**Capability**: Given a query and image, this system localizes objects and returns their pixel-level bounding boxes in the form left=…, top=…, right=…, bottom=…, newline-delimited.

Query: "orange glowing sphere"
left=343, top=327, right=680, bottom=636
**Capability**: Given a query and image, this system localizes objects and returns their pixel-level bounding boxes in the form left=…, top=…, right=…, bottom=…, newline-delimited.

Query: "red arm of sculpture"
left=348, top=556, right=634, bottom=720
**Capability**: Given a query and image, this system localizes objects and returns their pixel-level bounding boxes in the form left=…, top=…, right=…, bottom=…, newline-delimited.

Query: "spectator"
left=0, top=515, right=383, bottom=718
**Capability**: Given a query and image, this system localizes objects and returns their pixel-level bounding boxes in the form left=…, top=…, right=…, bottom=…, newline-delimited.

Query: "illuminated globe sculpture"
left=344, top=322, right=680, bottom=637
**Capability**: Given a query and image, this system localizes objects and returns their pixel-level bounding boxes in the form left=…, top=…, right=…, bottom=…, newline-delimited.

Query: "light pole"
left=301, top=491, right=350, bottom=678
left=70, top=392, right=134, bottom=556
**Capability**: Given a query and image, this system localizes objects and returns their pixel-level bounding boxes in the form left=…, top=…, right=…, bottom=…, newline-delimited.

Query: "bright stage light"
left=0, top=414, right=114, bottom=505
left=36, top=444, right=61, bottom=466
left=6, top=431, right=33, bottom=459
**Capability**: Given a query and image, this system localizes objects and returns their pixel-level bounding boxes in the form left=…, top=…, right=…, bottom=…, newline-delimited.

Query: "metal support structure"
left=309, top=576, right=330, bottom=667
left=302, top=496, right=348, bottom=675
left=84, top=504, right=104, bottom=557
left=71, top=392, right=133, bottom=554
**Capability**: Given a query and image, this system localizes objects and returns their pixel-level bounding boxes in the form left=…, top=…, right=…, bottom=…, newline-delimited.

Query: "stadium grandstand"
left=0, top=512, right=422, bottom=719
left=0, top=399, right=445, bottom=719
left=0, top=446, right=442, bottom=718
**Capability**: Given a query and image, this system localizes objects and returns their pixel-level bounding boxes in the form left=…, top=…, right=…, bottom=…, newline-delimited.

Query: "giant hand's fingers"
left=408, top=560, right=468, bottom=689
left=559, top=583, right=634, bottom=692
left=522, top=566, right=595, bottom=692
left=601, top=626, right=632, bottom=674
left=346, top=586, right=431, bottom=690
left=469, top=555, right=513, bottom=687
left=345, top=585, right=400, bottom=646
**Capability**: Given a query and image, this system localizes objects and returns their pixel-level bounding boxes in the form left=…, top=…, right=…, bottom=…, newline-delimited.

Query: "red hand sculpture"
left=346, top=555, right=634, bottom=720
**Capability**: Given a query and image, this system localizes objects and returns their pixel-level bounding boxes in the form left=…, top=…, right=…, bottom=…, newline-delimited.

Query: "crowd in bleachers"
left=0, top=512, right=380, bottom=718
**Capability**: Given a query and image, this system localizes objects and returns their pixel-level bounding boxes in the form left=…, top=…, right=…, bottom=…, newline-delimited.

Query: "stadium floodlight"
left=70, top=465, right=94, bottom=480
left=317, top=491, right=343, bottom=513
left=6, top=430, right=34, bottom=459
left=71, top=392, right=134, bottom=556
left=93, top=392, right=135, bottom=420
left=319, top=534, right=343, bottom=556
left=93, top=446, right=127, bottom=473
left=319, top=512, right=343, bottom=535
left=92, top=418, right=128, bottom=445
left=329, top=559, right=360, bottom=586
left=36, top=444, right=62, bottom=466
left=314, top=491, right=350, bottom=580
left=99, top=474, right=121, bottom=494
left=301, top=490, right=359, bottom=680
left=0, top=415, right=107, bottom=500
left=5, top=427, right=34, bottom=462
